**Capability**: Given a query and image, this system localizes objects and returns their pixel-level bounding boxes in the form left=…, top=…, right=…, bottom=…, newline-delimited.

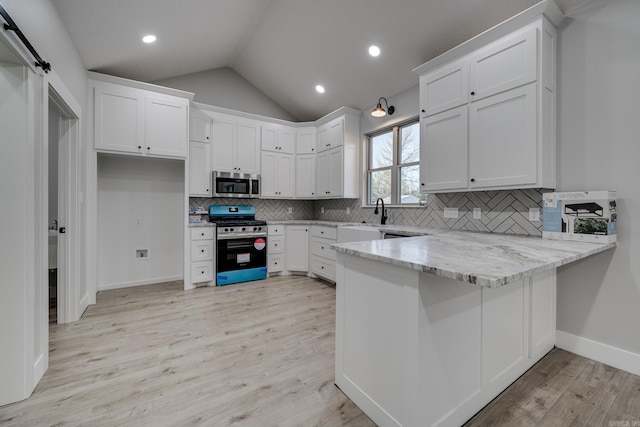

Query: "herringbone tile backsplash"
left=191, top=188, right=546, bottom=236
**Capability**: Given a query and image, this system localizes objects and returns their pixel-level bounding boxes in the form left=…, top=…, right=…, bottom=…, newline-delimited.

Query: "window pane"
left=369, top=169, right=391, bottom=204
left=399, top=165, right=420, bottom=204
left=399, top=122, right=420, bottom=164
left=370, top=132, right=393, bottom=169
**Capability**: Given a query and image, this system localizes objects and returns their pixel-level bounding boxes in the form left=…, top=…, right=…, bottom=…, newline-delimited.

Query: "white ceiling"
left=52, top=0, right=580, bottom=121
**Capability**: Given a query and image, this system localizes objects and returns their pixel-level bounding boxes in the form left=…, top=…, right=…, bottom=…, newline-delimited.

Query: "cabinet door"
left=420, top=58, right=469, bottom=117
left=469, top=84, right=537, bottom=189
left=420, top=105, right=469, bottom=192
left=278, top=127, right=295, bottom=154
left=286, top=225, right=309, bottom=272
left=189, top=141, right=212, bottom=197
left=469, top=27, right=537, bottom=102
left=211, top=117, right=235, bottom=173
left=261, top=125, right=278, bottom=152
left=317, top=124, right=331, bottom=152
left=276, top=153, right=295, bottom=198
left=236, top=120, right=260, bottom=174
left=296, top=127, right=316, bottom=154
left=316, top=150, right=331, bottom=197
left=94, top=82, right=144, bottom=154
left=260, top=151, right=278, bottom=197
left=328, top=118, right=344, bottom=150
left=190, top=113, right=212, bottom=143
left=145, top=96, right=188, bottom=157
left=328, top=147, right=343, bottom=197
left=296, top=154, right=316, bottom=198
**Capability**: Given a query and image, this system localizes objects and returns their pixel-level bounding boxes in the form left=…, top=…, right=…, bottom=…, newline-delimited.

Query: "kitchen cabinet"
left=267, top=225, right=284, bottom=273
left=415, top=18, right=557, bottom=192
left=295, top=154, right=316, bottom=198
left=310, top=225, right=337, bottom=282
left=296, top=127, right=316, bottom=154
left=261, top=151, right=294, bottom=198
left=93, top=79, right=188, bottom=158
left=286, top=225, right=309, bottom=272
left=315, top=110, right=360, bottom=199
left=210, top=113, right=260, bottom=174
left=189, top=227, right=215, bottom=285
left=189, top=112, right=212, bottom=143
left=262, top=124, right=294, bottom=154
left=188, top=141, right=212, bottom=197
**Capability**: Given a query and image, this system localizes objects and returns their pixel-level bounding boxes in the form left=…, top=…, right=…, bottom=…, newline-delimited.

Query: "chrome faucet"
left=374, top=198, right=388, bottom=225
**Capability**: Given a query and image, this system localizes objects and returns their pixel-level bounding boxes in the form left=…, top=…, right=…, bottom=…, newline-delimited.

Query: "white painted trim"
left=97, top=276, right=184, bottom=292
left=88, top=71, right=194, bottom=100
left=556, top=331, right=640, bottom=377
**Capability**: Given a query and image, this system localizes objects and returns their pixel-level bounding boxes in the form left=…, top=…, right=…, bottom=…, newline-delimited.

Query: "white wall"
left=97, top=155, right=184, bottom=290
left=154, top=67, right=296, bottom=121
left=555, top=0, right=640, bottom=358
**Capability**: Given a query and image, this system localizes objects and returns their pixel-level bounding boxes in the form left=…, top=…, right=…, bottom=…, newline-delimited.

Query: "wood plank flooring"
left=1, top=275, right=639, bottom=426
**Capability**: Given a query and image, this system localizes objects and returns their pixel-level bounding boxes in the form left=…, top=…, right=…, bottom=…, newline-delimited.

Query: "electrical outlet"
left=136, top=249, right=149, bottom=259
left=321, top=207, right=325, bottom=214
left=288, top=207, right=293, bottom=214
left=473, top=208, right=482, bottom=220
left=136, top=218, right=143, bottom=226
left=444, top=207, right=458, bottom=219
left=529, top=208, right=541, bottom=222
left=346, top=207, right=351, bottom=215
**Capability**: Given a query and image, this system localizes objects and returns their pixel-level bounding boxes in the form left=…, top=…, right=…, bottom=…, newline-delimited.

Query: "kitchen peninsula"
left=332, top=232, right=615, bottom=427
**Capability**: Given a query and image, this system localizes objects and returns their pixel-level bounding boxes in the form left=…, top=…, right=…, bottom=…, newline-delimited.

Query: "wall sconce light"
left=371, top=97, right=395, bottom=118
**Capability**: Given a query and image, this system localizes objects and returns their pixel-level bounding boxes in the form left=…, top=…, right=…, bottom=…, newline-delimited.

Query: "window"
left=367, top=121, right=420, bottom=205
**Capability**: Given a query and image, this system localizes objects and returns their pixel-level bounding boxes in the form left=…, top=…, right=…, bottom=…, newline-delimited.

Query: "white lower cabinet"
left=310, top=225, right=337, bottom=282
left=267, top=225, right=285, bottom=273
left=189, top=227, right=215, bottom=285
left=285, top=225, right=309, bottom=272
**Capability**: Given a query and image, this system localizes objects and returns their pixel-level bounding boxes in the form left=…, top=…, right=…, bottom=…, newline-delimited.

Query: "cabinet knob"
left=206, top=189, right=209, bottom=192
left=147, top=146, right=150, bottom=150
left=421, top=109, right=425, bottom=113
left=470, top=91, right=475, bottom=96
left=206, top=136, right=209, bottom=140
left=311, top=148, right=314, bottom=151
left=201, top=249, right=205, bottom=253
left=138, top=145, right=142, bottom=149
left=421, top=183, right=425, bottom=186
left=470, top=178, right=476, bottom=182
left=201, top=271, right=204, bottom=274
left=201, top=232, right=205, bottom=236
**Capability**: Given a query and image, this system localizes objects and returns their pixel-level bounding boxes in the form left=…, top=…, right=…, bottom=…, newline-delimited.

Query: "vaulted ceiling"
left=52, top=0, right=584, bottom=121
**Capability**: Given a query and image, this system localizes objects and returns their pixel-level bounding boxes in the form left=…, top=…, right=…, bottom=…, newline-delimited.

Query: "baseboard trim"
left=98, top=276, right=183, bottom=291
left=556, top=330, right=640, bottom=376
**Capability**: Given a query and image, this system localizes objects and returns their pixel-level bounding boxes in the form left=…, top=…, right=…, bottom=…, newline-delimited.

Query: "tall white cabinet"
left=414, top=8, right=560, bottom=193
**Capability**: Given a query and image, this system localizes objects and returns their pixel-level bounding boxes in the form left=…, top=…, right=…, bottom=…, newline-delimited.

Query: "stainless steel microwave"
left=212, top=171, right=260, bottom=198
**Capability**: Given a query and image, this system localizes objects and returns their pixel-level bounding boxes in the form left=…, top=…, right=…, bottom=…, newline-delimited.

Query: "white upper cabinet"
left=420, top=58, right=469, bottom=117
left=92, top=79, right=188, bottom=158
left=296, top=127, right=316, bottom=154
left=415, top=14, right=558, bottom=193
left=317, top=117, right=344, bottom=152
left=189, top=113, right=212, bottom=143
left=469, top=27, right=538, bottom=102
left=261, top=124, right=294, bottom=153
left=210, top=113, right=260, bottom=175
left=295, top=154, right=316, bottom=198
left=189, top=141, right=211, bottom=197
left=261, top=151, right=294, bottom=198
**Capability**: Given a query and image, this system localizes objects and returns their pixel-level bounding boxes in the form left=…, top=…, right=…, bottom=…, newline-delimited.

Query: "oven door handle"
left=217, top=233, right=267, bottom=240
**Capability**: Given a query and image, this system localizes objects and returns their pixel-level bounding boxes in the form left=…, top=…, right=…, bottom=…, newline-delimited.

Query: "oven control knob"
left=253, top=227, right=257, bottom=231
left=230, top=228, right=234, bottom=232
left=258, top=227, right=262, bottom=231
left=242, top=227, right=246, bottom=231
left=224, top=228, right=229, bottom=232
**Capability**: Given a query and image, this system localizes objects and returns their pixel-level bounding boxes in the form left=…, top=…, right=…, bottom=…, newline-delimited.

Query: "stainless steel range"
left=209, top=206, right=268, bottom=286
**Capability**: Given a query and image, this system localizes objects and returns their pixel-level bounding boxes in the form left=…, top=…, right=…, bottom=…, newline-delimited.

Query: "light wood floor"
left=1, top=276, right=639, bottom=426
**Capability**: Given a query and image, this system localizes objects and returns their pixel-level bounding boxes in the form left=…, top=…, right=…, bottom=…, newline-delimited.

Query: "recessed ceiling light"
left=368, top=45, right=381, bottom=57
left=142, top=35, right=157, bottom=44
left=315, top=85, right=325, bottom=94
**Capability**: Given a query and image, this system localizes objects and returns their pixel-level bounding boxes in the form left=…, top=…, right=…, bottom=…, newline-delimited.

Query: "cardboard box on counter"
left=542, top=191, right=617, bottom=243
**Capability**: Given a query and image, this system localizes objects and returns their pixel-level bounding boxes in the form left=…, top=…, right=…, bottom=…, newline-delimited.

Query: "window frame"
left=365, top=118, right=421, bottom=207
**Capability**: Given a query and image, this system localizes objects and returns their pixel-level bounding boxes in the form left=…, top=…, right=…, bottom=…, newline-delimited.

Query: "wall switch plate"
left=321, top=207, right=325, bottom=214
left=346, top=207, right=351, bottom=215
left=529, top=208, right=541, bottom=222
left=288, top=207, right=293, bottom=214
left=444, top=207, right=458, bottom=219
left=473, top=208, right=482, bottom=219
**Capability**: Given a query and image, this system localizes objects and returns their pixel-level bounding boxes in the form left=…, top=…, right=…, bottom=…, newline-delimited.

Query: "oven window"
left=217, top=237, right=267, bottom=272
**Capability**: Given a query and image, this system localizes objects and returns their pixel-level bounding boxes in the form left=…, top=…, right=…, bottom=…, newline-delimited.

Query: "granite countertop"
left=332, top=230, right=616, bottom=288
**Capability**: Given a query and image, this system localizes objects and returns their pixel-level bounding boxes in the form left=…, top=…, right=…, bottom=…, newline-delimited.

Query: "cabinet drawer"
left=311, top=238, right=336, bottom=261
left=311, top=225, right=337, bottom=240
left=268, top=236, right=284, bottom=254
left=191, top=261, right=214, bottom=283
left=191, top=240, right=214, bottom=262
left=190, top=227, right=215, bottom=240
left=268, top=255, right=284, bottom=273
left=268, top=225, right=284, bottom=236
left=311, top=257, right=336, bottom=282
